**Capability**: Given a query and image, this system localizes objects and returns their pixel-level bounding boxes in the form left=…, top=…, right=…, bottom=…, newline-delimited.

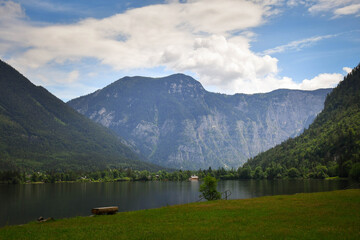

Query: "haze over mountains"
left=68, top=74, right=331, bottom=169
left=0, top=59, right=159, bottom=172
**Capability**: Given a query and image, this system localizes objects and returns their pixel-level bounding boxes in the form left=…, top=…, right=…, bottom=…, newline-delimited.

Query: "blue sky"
left=0, top=0, right=359, bottom=101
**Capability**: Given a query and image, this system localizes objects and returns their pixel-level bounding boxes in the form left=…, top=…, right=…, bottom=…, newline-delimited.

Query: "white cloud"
left=28, top=68, right=80, bottom=85
left=87, top=72, right=98, bottom=77
left=21, top=66, right=96, bottom=101
left=343, top=67, right=352, bottom=73
left=0, top=0, right=282, bottom=94
left=308, top=0, right=349, bottom=13
left=334, top=3, right=360, bottom=16
left=65, top=70, right=79, bottom=83
left=287, top=0, right=306, bottom=7
left=263, top=34, right=336, bottom=55
left=307, top=0, right=360, bottom=18
left=0, top=0, right=25, bottom=21
left=166, top=35, right=281, bottom=93
left=48, top=83, right=99, bottom=102
left=0, top=0, right=350, bottom=98
left=163, top=34, right=345, bottom=94
left=2, top=0, right=274, bottom=71
left=298, top=73, right=343, bottom=90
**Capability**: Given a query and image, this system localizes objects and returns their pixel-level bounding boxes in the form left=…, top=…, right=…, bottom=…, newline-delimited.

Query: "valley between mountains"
left=1, top=58, right=359, bottom=179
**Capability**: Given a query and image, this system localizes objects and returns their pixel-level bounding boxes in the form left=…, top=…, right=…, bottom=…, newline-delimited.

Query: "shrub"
left=199, top=175, right=221, bottom=201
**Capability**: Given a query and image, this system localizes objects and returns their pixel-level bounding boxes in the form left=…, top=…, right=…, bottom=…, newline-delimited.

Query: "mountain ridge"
left=0, top=59, right=160, bottom=172
left=68, top=73, right=332, bottom=169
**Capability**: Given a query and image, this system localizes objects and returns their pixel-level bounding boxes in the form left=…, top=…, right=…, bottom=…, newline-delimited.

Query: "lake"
left=0, top=179, right=357, bottom=227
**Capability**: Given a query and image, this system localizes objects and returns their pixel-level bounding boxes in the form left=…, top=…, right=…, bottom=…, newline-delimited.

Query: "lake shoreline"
left=1, top=179, right=358, bottom=227
left=1, top=189, right=359, bottom=239
left=0, top=176, right=353, bottom=185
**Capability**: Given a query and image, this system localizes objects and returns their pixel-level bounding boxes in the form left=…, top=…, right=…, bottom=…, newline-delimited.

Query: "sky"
left=0, top=0, right=359, bottom=101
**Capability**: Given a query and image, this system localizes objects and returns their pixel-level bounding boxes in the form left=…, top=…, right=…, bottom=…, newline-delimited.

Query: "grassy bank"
left=0, top=189, right=359, bottom=239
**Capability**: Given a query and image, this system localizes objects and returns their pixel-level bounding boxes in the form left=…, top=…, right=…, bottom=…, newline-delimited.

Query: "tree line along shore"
left=1, top=163, right=359, bottom=184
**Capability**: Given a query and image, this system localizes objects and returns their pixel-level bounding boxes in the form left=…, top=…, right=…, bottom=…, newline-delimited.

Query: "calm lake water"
left=0, top=179, right=357, bottom=227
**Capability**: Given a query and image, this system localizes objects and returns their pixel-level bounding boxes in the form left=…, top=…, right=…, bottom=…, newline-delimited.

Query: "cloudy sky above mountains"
left=0, top=0, right=359, bottom=101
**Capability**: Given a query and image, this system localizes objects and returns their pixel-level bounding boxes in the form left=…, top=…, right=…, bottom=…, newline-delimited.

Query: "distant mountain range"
left=0, top=59, right=160, bottom=172
left=245, top=63, right=360, bottom=179
left=68, top=74, right=331, bottom=169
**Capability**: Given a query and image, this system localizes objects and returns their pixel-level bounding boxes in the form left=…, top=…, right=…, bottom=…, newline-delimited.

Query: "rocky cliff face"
left=68, top=74, right=331, bottom=169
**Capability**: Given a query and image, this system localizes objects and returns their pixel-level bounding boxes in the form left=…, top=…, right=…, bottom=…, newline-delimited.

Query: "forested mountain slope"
left=245, top=64, right=360, bottom=179
left=0, top=60, right=159, bottom=172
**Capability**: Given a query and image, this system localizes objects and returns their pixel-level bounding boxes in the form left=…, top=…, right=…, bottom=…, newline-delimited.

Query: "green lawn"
left=1, top=189, right=359, bottom=239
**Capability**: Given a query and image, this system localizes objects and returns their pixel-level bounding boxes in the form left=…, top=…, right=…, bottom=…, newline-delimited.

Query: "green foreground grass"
left=1, top=189, right=359, bottom=240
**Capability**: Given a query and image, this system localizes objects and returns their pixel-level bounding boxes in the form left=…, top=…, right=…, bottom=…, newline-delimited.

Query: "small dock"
left=91, top=206, right=118, bottom=215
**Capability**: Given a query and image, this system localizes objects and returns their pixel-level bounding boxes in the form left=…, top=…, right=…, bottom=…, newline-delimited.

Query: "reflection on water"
left=0, top=179, right=356, bottom=226
left=217, top=179, right=354, bottom=199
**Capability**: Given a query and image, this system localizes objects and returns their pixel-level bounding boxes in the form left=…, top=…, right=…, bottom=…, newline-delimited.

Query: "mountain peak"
left=68, top=74, right=331, bottom=169
left=117, top=73, right=202, bottom=86
left=87, top=73, right=207, bottom=103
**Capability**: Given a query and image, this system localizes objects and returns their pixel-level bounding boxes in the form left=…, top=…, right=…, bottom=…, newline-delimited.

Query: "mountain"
left=0, top=59, right=159, bottom=172
left=245, top=64, right=360, bottom=179
left=68, top=74, right=331, bottom=170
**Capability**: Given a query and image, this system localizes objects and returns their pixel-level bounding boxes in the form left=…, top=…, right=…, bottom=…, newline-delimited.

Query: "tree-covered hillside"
left=0, top=59, right=160, bottom=172
left=245, top=63, right=360, bottom=179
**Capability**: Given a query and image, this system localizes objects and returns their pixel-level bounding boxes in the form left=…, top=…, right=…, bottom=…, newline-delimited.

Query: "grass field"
left=0, top=189, right=359, bottom=239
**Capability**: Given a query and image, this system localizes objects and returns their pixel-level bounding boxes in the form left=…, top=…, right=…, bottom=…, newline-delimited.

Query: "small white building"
left=189, top=175, right=199, bottom=181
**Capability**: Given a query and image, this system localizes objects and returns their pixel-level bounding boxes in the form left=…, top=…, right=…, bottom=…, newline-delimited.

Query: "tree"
left=253, top=166, right=264, bottom=179
left=31, top=172, right=39, bottom=182
left=287, top=168, right=300, bottom=178
left=199, top=175, right=221, bottom=201
left=349, top=163, right=360, bottom=181
left=238, top=166, right=252, bottom=179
